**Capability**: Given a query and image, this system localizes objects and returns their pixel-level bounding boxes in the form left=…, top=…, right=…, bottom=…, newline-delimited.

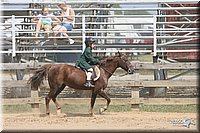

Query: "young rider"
left=76, top=37, right=100, bottom=88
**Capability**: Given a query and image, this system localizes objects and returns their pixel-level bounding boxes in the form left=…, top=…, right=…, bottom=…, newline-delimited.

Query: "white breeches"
left=86, top=68, right=93, bottom=80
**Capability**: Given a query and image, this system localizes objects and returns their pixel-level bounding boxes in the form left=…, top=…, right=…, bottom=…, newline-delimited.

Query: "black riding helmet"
left=85, top=37, right=95, bottom=47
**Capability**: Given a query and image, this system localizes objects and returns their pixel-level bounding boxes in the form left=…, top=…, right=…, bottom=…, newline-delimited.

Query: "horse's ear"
left=118, top=51, right=121, bottom=57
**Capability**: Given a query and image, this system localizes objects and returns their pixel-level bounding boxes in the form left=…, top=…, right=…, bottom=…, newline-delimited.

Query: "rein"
left=99, top=65, right=128, bottom=77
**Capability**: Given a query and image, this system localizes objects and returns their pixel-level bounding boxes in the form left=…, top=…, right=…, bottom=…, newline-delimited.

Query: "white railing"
left=1, top=14, right=199, bottom=57
left=1, top=3, right=199, bottom=57
left=1, top=7, right=198, bottom=11
left=1, top=0, right=199, bottom=4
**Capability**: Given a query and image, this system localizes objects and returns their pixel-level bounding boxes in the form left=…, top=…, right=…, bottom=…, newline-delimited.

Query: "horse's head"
left=100, top=53, right=135, bottom=75
left=117, top=55, right=135, bottom=74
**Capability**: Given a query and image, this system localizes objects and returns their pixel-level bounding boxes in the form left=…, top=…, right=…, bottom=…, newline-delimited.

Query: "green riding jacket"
left=76, top=47, right=100, bottom=70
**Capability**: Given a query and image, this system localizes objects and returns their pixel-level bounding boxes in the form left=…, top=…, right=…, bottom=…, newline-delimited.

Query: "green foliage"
left=112, top=4, right=122, bottom=15
left=3, top=104, right=197, bottom=114
left=2, top=104, right=131, bottom=114
left=140, top=104, right=197, bottom=113
left=112, top=4, right=121, bottom=8
left=124, top=10, right=150, bottom=15
left=3, top=104, right=32, bottom=113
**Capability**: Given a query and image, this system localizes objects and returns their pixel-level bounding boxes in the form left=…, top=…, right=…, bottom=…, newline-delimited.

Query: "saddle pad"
left=92, top=66, right=100, bottom=81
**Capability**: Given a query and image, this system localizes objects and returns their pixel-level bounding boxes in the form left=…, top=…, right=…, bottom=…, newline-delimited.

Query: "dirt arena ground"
left=2, top=72, right=198, bottom=132
left=2, top=111, right=198, bottom=132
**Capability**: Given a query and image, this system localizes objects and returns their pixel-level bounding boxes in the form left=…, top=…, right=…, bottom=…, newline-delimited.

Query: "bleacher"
left=1, top=0, right=199, bottom=62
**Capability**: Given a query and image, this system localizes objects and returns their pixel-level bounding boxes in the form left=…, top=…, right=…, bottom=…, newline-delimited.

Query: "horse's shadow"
left=39, top=112, right=97, bottom=117
left=66, top=112, right=93, bottom=117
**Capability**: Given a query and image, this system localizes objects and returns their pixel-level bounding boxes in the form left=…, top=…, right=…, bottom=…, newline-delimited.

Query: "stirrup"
left=84, top=84, right=94, bottom=88
left=84, top=81, right=94, bottom=88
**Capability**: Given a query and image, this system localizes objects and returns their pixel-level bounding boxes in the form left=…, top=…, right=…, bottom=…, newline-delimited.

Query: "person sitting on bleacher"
left=52, top=1, right=75, bottom=46
left=32, top=6, right=60, bottom=38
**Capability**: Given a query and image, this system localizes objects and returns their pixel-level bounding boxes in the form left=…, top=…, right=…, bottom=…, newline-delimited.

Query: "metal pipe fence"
left=1, top=3, right=199, bottom=57
left=1, top=7, right=199, bottom=11
left=1, top=0, right=199, bottom=4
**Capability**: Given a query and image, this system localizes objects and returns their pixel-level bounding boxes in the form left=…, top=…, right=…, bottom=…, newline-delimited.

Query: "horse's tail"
left=27, top=64, right=52, bottom=90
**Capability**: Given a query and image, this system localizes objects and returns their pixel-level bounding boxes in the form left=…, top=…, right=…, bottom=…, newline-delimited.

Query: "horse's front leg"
left=89, top=91, right=97, bottom=116
left=98, top=90, right=111, bottom=114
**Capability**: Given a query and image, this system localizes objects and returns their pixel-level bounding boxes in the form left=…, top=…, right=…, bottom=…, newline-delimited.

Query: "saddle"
left=75, top=65, right=100, bottom=81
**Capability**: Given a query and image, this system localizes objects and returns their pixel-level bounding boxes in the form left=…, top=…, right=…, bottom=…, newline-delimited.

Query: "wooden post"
left=27, top=80, right=42, bottom=115
left=131, top=87, right=140, bottom=110
left=131, top=73, right=140, bottom=111
left=30, top=90, right=40, bottom=114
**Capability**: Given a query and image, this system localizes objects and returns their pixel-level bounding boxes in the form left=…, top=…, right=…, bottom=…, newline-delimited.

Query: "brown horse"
left=28, top=54, right=134, bottom=116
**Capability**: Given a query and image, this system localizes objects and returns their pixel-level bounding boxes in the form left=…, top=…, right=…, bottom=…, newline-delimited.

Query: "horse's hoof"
left=58, top=113, right=67, bottom=118
left=99, top=108, right=104, bottom=114
left=57, top=109, right=62, bottom=115
left=46, top=112, right=50, bottom=116
left=89, top=112, right=95, bottom=117
left=45, top=113, right=54, bottom=117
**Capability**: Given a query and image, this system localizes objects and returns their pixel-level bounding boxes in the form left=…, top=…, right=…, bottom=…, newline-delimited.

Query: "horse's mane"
left=100, top=56, right=119, bottom=66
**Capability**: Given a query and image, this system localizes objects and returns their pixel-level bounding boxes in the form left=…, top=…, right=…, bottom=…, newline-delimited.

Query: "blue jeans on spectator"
left=59, top=22, right=73, bottom=31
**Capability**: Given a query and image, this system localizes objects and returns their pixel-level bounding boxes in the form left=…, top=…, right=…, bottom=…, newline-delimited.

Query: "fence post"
left=82, top=15, right=86, bottom=53
left=11, top=15, right=16, bottom=57
left=29, top=83, right=41, bottom=114
left=131, top=73, right=141, bottom=111
left=30, top=90, right=40, bottom=114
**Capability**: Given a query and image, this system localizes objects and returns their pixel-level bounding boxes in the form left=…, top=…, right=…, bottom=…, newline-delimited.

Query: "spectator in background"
left=32, top=6, right=60, bottom=38
left=52, top=2, right=75, bottom=46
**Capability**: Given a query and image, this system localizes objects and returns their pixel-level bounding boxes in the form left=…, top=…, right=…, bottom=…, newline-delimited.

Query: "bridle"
left=120, top=57, right=134, bottom=74
left=99, top=57, right=133, bottom=77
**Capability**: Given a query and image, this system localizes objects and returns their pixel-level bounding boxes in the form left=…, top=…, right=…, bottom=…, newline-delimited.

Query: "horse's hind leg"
left=45, top=86, right=60, bottom=115
left=52, top=84, right=66, bottom=115
left=45, top=95, right=52, bottom=115
left=89, top=91, right=97, bottom=116
left=98, top=90, right=111, bottom=114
